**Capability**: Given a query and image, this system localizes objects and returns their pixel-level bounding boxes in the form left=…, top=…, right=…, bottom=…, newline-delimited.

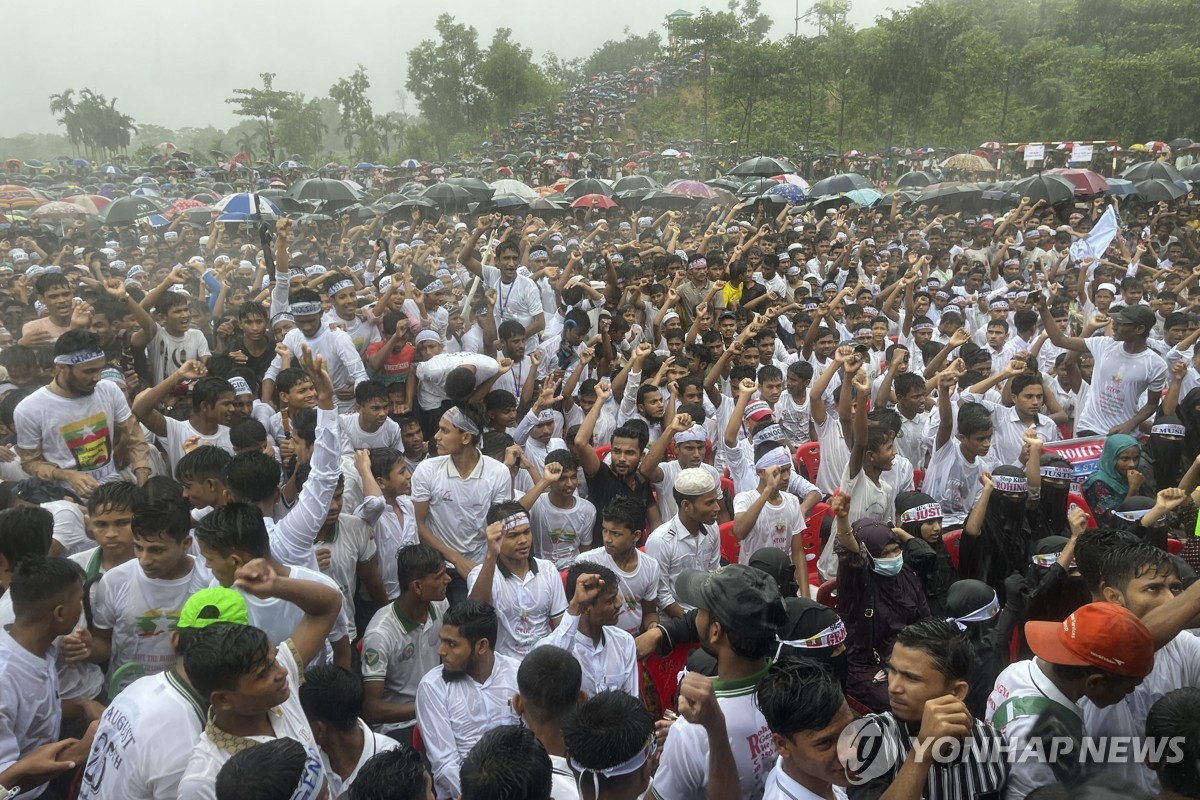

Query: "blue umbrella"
left=354, top=162, right=375, bottom=170
left=279, top=160, right=301, bottom=170
left=133, top=176, right=158, bottom=186
left=68, top=158, right=88, bottom=168
left=100, top=165, right=122, bottom=175
left=25, top=159, right=45, bottom=168
left=399, top=159, right=421, bottom=169
left=145, top=213, right=170, bottom=227
left=766, top=183, right=807, bottom=203
left=130, top=186, right=160, bottom=197
left=844, top=188, right=883, bottom=206
left=214, top=192, right=281, bottom=222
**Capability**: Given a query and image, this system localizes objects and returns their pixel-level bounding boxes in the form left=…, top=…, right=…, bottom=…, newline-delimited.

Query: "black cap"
left=675, top=565, right=787, bottom=637
left=1113, top=304, right=1155, bottom=333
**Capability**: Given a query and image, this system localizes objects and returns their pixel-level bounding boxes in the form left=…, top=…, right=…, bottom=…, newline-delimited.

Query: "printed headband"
left=272, top=312, right=295, bottom=325
left=1152, top=422, right=1186, bottom=437
left=673, top=424, right=707, bottom=444
left=501, top=512, right=531, bottom=532
left=289, top=302, right=322, bottom=316
left=442, top=406, right=481, bottom=436
left=751, top=423, right=785, bottom=447
left=946, top=593, right=1000, bottom=631
left=775, top=620, right=847, bottom=655
left=1032, top=552, right=1075, bottom=569
left=529, top=248, right=548, bottom=260
left=689, top=257, right=707, bottom=270
left=326, top=279, right=354, bottom=297
left=899, top=503, right=943, bottom=525
left=993, top=475, right=1027, bottom=493
left=423, top=279, right=445, bottom=294
left=54, top=349, right=104, bottom=366
left=1040, top=465, right=1073, bottom=481
left=289, top=745, right=326, bottom=800
left=911, top=322, right=934, bottom=332
left=227, top=377, right=252, bottom=397
left=754, top=446, right=792, bottom=470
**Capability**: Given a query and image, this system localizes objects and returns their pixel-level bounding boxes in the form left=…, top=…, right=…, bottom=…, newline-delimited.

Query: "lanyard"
left=496, top=277, right=515, bottom=318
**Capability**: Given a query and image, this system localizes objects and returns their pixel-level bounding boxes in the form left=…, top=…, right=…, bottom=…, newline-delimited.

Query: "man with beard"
left=415, top=599, right=521, bottom=800
left=14, top=329, right=152, bottom=496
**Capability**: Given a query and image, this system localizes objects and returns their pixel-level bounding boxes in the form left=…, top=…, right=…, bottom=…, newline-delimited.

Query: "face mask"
left=871, top=554, right=904, bottom=577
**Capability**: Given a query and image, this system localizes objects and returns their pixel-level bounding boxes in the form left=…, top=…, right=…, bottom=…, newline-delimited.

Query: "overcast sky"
left=5, top=0, right=898, bottom=137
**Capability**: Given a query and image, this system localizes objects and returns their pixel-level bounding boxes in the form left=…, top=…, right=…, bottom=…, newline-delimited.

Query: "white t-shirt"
left=923, top=424, right=985, bottom=527
left=267, top=326, right=367, bottom=413
left=574, top=547, right=664, bottom=636
left=163, top=416, right=232, bottom=472
left=44, top=499, right=89, bottom=556
left=467, top=558, right=568, bottom=659
left=774, top=391, right=810, bottom=449
left=148, top=327, right=211, bottom=385
left=414, top=353, right=499, bottom=412
left=76, top=670, right=206, bottom=800
left=0, top=630, right=60, bottom=799
left=92, top=558, right=211, bottom=680
left=529, top=493, right=595, bottom=570
left=1075, top=336, right=1167, bottom=434
left=177, top=642, right=315, bottom=800
left=482, top=265, right=545, bottom=350
left=318, top=514, right=377, bottom=640
left=321, top=718, right=399, bottom=799
left=650, top=668, right=776, bottom=800
left=361, top=600, right=448, bottom=734
left=812, top=413, right=850, bottom=497
left=338, top=414, right=402, bottom=454
left=539, top=613, right=639, bottom=697
left=237, top=564, right=349, bottom=667
left=732, top=489, right=804, bottom=564
left=14, top=380, right=134, bottom=483
left=411, top=453, right=512, bottom=563
left=324, top=308, right=381, bottom=354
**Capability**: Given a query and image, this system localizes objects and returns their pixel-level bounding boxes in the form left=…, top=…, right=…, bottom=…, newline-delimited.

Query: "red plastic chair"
left=644, top=643, right=697, bottom=713
left=1167, top=538, right=1183, bottom=555
left=719, top=476, right=735, bottom=500
left=815, top=578, right=838, bottom=608
left=943, top=529, right=963, bottom=570
left=412, top=725, right=424, bottom=753
left=795, top=442, right=821, bottom=482
left=595, top=444, right=611, bottom=461
left=800, top=503, right=831, bottom=577
left=1067, top=492, right=1097, bottom=529
left=719, top=520, right=740, bottom=565
left=912, top=469, right=925, bottom=491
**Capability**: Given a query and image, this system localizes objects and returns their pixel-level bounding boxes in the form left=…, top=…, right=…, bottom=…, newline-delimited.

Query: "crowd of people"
left=3, top=110, right=1200, bottom=800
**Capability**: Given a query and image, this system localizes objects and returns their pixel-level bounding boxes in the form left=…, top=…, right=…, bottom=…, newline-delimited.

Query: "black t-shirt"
left=226, top=336, right=275, bottom=382
left=585, top=461, right=654, bottom=539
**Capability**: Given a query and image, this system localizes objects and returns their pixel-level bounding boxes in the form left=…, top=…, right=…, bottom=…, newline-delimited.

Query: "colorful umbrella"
left=1046, top=168, right=1110, bottom=195
left=771, top=173, right=810, bottom=190
left=399, top=159, right=421, bottom=169
left=570, top=194, right=618, bottom=209
left=279, top=160, right=302, bottom=169
left=61, top=194, right=111, bottom=214
left=665, top=180, right=718, bottom=199
left=31, top=200, right=92, bottom=219
left=765, top=183, right=807, bottom=203
left=169, top=198, right=209, bottom=217
left=214, top=192, right=281, bottom=222
left=0, top=185, right=51, bottom=209
left=130, top=186, right=161, bottom=197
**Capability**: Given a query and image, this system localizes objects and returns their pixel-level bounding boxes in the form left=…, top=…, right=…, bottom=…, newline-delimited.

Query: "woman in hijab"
left=832, top=493, right=928, bottom=714
left=1082, top=434, right=1143, bottom=525
left=961, top=465, right=1035, bottom=601
left=1142, top=416, right=1189, bottom=494
left=1029, top=453, right=1073, bottom=541
left=892, top=491, right=955, bottom=617
left=944, top=579, right=1018, bottom=718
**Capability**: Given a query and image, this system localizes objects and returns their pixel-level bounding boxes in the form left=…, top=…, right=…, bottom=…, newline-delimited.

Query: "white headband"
left=946, top=593, right=1000, bottom=631
left=899, top=503, right=943, bottom=525
left=674, top=423, right=707, bottom=444
left=754, top=446, right=792, bottom=470
left=1040, top=465, right=1072, bottom=481
left=289, top=745, right=326, bottom=800
left=501, top=512, right=531, bottom=532
left=443, top=406, right=480, bottom=436
left=774, top=620, right=847, bottom=662
left=1152, top=423, right=1186, bottom=437
left=54, top=349, right=105, bottom=366
left=326, top=279, right=354, bottom=297
left=228, top=377, right=252, bottom=397
left=289, top=302, right=322, bottom=316
left=993, top=475, right=1027, bottom=493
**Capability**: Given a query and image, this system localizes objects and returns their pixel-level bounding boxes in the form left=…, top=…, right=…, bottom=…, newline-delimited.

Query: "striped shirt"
left=847, top=712, right=1008, bottom=800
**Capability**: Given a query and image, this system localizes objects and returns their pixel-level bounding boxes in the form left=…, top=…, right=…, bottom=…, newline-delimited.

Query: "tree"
left=406, top=14, right=484, bottom=158
left=578, top=29, right=662, bottom=77
left=329, top=65, right=376, bottom=161
left=276, top=95, right=327, bottom=163
left=478, top=29, right=556, bottom=124
left=226, top=73, right=291, bottom=161
left=49, top=90, right=81, bottom=155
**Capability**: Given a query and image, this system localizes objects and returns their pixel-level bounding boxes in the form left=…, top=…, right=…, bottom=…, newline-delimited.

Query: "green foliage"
left=225, top=73, right=292, bottom=160
left=48, top=88, right=136, bottom=160
left=579, top=29, right=663, bottom=77
left=329, top=65, right=377, bottom=161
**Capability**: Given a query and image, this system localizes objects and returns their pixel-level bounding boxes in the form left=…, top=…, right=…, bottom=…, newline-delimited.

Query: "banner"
left=1024, top=144, right=1045, bottom=161
left=1071, top=144, right=1094, bottom=162
left=1043, top=435, right=1106, bottom=490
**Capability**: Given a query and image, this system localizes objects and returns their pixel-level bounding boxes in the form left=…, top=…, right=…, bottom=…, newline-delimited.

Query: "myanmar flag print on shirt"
left=60, top=411, right=114, bottom=476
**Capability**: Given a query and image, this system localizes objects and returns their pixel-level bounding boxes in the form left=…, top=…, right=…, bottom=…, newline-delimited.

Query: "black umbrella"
left=563, top=178, right=613, bottom=200
left=744, top=193, right=789, bottom=209
left=807, top=173, right=871, bottom=196
left=612, top=175, right=660, bottom=193
left=1003, top=174, right=1076, bottom=206
left=97, top=195, right=172, bottom=225
left=1121, top=161, right=1186, bottom=183
left=897, top=171, right=937, bottom=188
left=876, top=188, right=921, bottom=209
left=422, top=183, right=474, bottom=212
left=287, top=178, right=361, bottom=202
left=1180, top=164, right=1200, bottom=182
left=640, top=190, right=696, bottom=209
left=1168, top=138, right=1193, bottom=150
left=528, top=197, right=571, bottom=215
left=446, top=176, right=495, bottom=205
left=728, top=156, right=793, bottom=177
left=1135, top=179, right=1188, bottom=202
left=918, top=182, right=983, bottom=206
left=704, top=177, right=743, bottom=193
left=489, top=194, right=532, bottom=210
left=737, top=178, right=780, bottom=198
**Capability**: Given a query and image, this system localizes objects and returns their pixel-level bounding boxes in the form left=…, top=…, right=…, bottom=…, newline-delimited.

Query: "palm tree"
left=49, top=90, right=81, bottom=155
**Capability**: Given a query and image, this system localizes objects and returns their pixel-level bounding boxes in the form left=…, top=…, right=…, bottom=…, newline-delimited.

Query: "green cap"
left=178, top=588, right=249, bottom=630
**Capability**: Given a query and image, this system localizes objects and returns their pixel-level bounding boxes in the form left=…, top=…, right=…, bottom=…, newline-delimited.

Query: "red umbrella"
left=169, top=198, right=209, bottom=217
left=60, top=194, right=112, bottom=214
left=571, top=194, right=618, bottom=210
left=1047, top=168, right=1110, bottom=195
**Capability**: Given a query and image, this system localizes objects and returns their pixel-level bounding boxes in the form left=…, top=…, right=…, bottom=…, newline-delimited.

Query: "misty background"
left=4, top=0, right=894, bottom=137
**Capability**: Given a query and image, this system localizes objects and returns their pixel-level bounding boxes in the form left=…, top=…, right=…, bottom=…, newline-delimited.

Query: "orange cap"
left=1025, top=603, right=1154, bottom=678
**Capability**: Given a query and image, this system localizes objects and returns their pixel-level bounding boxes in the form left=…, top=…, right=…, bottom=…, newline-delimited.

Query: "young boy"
left=775, top=361, right=812, bottom=450
left=147, top=290, right=210, bottom=385
left=175, top=561, right=343, bottom=800
left=733, top=445, right=808, bottom=587
left=72, top=481, right=137, bottom=580
left=193, top=502, right=351, bottom=668
left=357, top=448, right=417, bottom=600
left=520, top=452, right=594, bottom=570
left=541, top=563, right=638, bottom=698
left=323, top=272, right=380, bottom=355
left=0, top=555, right=88, bottom=799
left=640, top=413, right=725, bottom=522
left=924, top=371, right=994, bottom=530
left=339, top=380, right=402, bottom=453
left=467, top=501, right=567, bottom=659
left=361, top=544, right=450, bottom=746
left=843, top=355, right=898, bottom=524
left=575, top=497, right=674, bottom=636
left=82, top=489, right=211, bottom=682
left=265, top=365, right=317, bottom=453
left=175, top=445, right=231, bottom=512
left=132, top=363, right=236, bottom=473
